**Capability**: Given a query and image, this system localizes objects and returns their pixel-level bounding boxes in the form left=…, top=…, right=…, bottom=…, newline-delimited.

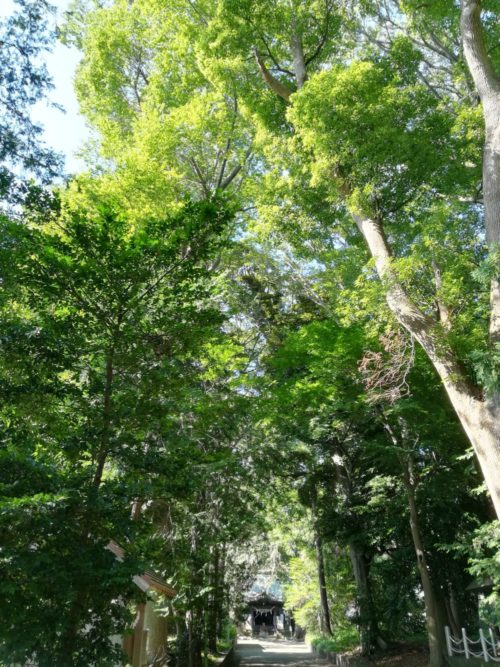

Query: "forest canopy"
left=0, top=1, right=499, bottom=667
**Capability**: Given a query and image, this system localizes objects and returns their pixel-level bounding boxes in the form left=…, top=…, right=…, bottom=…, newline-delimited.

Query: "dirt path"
left=232, top=638, right=429, bottom=667
left=233, top=638, right=327, bottom=667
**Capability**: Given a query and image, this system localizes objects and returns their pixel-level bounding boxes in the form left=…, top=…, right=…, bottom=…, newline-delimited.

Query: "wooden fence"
left=445, top=626, right=500, bottom=662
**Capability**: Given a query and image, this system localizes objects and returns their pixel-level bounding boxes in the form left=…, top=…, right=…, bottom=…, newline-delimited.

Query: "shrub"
left=310, top=628, right=359, bottom=654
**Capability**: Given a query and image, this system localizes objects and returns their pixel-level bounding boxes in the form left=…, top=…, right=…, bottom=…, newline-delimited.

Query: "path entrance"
left=233, top=638, right=325, bottom=667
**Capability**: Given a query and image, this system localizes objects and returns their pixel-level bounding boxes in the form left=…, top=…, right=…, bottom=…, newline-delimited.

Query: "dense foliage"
left=0, top=0, right=62, bottom=204
left=1, top=1, right=499, bottom=666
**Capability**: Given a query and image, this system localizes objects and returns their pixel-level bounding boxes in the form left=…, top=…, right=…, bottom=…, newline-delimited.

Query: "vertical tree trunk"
left=55, top=588, right=88, bottom=667
left=208, top=546, right=220, bottom=653
left=189, top=515, right=205, bottom=667
left=188, top=611, right=195, bottom=667
left=217, top=546, right=226, bottom=640
left=57, top=346, right=117, bottom=661
left=188, top=609, right=203, bottom=667
left=460, top=0, right=500, bottom=522
left=460, top=0, right=500, bottom=258
left=482, top=115, right=500, bottom=347
left=333, top=457, right=385, bottom=653
left=291, top=15, right=307, bottom=89
left=443, top=585, right=462, bottom=638
left=403, top=464, right=447, bottom=667
left=92, top=348, right=115, bottom=489
left=348, top=543, right=383, bottom=656
left=175, top=611, right=188, bottom=667
left=311, top=499, right=333, bottom=635
left=315, top=528, right=333, bottom=636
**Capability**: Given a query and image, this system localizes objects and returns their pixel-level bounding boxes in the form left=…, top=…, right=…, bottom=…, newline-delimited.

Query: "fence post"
left=480, top=628, right=490, bottom=662
left=462, top=628, right=470, bottom=659
left=445, top=626, right=453, bottom=657
left=489, top=628, right=498, bottom=657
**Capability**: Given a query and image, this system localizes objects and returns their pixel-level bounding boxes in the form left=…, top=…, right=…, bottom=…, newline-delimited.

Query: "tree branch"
left=432, top=260, right=452, bottom=331
left=461, top=0, right=500, bottom=99
left=219, top=147, right=251, bottom=191
left=305, top=0, right=333, bottom=66
left=253, top=48, right=293, bottom=102
left=257, top=34, right=294, bottom=77
left=220, top=163, right=242, bottom=190
left=189, top=156, right=210, bottom=197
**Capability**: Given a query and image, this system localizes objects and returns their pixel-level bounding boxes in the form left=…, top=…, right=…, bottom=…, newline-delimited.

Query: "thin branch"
left=220, top=147, right=252, bottom=190
left=220, top=163, right=242, bottom=190
left=186, top=0, right=208, bottom=26
left=189, top=156, right=210, bottom=197
left=257, top=34, right=294, bottom=77
left=305, top=0, right=333, bottom=66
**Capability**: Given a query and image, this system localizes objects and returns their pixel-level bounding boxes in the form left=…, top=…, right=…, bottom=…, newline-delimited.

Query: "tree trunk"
left=315, top=528, right=333, bottom=636
left=217, top=546, right=226, bottom=640
left=55, top=589, right=88, bottom=667
left=443, top=596, right=459, bottom=639
left=188, top=609, right=203, bottom=667
left=460, top=0, right=500, bottom=251
left=352, top=210, right=500, bottom=518
left=92, top=347, right=115, bottom=489
left=332, top=457, right=385, bottom=653
left=482, top=109, right=500, bottom=347
left=252, top=0, right=500, bottom=517
left=291, top=15, right=307, bottom=89
left=348, top=542, right=383, bottom=656
left=208, top=546, right=220, bottom=653
left=175, top=612, right=187, bottom=667
left=460, top=0, right=500, bottom=522
left=339, top=2, right=500, bottom=514
left=403, top=467, right=447, bottom=667
left=254, top=49, right=292, bottom=102
left=443, top=585, right=462, bottom=638
left=311, top=500, right=333, bottom=635
left=55, top=347, right=117, bottom=661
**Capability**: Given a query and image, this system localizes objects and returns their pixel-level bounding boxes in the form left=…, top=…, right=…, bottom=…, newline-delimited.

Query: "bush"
left=217, top=623, right=237, bottom=652
left=310, top=628, right=359, bottom=654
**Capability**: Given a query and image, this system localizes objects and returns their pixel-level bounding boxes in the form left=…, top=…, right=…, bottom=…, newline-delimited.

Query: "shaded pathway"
left=233, top=638, right=327, bottom=667
left=232, top=637, right=430, bottom=667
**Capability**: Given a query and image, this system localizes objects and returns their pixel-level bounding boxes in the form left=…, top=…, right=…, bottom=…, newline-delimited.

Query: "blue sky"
left=1, top=0, right=89, bottom=173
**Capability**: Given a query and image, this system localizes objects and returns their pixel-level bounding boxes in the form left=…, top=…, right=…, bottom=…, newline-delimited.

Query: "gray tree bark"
left=291, top=15, right=307, bottom=89
left=254, top=49, right=292, bottom=102
left=382, top=419, right=447, bottom=666
left=333, top=461, right=385, bottom=654
left=460, top=0, right=500, bottom=510
left=315, top=529, right=333, bottom=635
left=403, top=462, right=447, bottom=667
left=208, top=546, right=220, bottom=653
left=352, top=208, right=500, bottom=518
left=311, top=499, right=333, bottom=635
left=348, top=543, right=384, bottom=656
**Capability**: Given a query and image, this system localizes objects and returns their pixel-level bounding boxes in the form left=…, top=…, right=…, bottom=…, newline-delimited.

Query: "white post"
left=445, top=626, right=453, bottom=657
left=480, top=628, right=490, bottom=662
left=463, top=628, right=470, bottom=659
left=490, top=628, right=498, bottom=657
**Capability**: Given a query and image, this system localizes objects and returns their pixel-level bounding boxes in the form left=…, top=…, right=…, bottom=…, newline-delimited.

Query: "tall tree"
left=0, top=0, right=62, bottom=203
left=0, top=193, right=233, bottom=664
left=191, top=0, right=500, bottom=517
